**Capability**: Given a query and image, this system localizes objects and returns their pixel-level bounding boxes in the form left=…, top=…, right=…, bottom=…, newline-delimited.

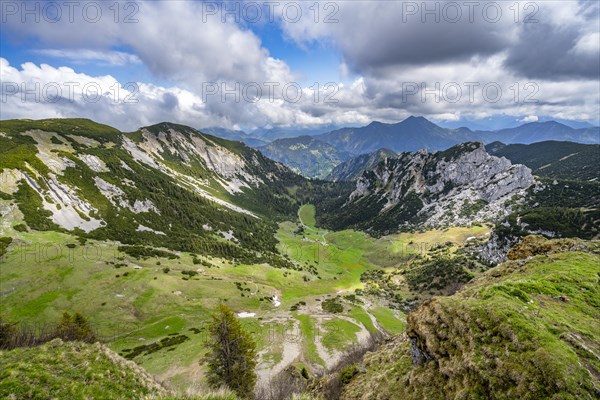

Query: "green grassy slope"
left=0, top=339, right=242, bottom=400
left=340, top=236, right=600, bottom=400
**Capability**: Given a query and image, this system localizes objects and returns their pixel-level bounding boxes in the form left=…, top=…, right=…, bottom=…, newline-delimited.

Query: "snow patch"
left=237, top=312, right=256, bottom=318
left=272, top=295, right=281, bottom=307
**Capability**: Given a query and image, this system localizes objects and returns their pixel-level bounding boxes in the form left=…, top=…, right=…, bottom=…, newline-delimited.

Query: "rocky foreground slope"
left=338, top=236, right=600, bottom=400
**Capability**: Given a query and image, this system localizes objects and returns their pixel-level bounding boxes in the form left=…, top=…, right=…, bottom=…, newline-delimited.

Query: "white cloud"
left=1, top=1, right=598, bottom=129
left=520, top=115, right=538, bottom=123
left=2, top=1, right=294, bottom=85
left=33, top=49, right=142, bottom=66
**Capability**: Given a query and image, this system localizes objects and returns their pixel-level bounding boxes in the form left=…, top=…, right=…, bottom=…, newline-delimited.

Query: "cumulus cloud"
left=2, top=1, right=293, bottom=85
left=520, top=115, right=538, bottom=123
left=279, top=1, right=518, bottom=73
left=0, top=58, right=209, bottom=130
left=279, top=1, right=599, bottom=81
left=0, top=1, right=598, bottom=128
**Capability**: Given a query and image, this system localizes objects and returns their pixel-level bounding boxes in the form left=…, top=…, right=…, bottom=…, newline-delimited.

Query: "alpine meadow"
left=0, top=2, right=599, bottom=400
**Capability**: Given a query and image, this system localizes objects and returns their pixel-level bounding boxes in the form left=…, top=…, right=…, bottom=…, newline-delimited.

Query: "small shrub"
left=13, top=224, right=28, bottom=232
left=322, top=298, right=344, bottom=314
left=339, top=364, right=359, bottom=385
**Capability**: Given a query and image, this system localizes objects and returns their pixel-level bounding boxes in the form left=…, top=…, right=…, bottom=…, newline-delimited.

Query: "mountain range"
left=235, top=116, right=599, bottom=178
left=0, top=119, right=304, bottom=266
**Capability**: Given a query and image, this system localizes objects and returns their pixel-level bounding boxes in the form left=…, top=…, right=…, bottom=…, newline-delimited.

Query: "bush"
left=54, top=312, right=97, bottom=342
left=13, top=223, right=28, bottom=232
left=0, top=314, right=16, bottom=349
left=322, top=298, right=344, bottom=314
left=340, top=364, right=359, bottom=385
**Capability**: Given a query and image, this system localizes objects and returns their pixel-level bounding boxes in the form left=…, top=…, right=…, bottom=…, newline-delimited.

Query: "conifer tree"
left=204, top=304, right=257, bottom=399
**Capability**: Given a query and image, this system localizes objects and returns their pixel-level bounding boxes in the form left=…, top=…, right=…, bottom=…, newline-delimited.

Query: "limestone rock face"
left=346, top=142, right=534, bottom=229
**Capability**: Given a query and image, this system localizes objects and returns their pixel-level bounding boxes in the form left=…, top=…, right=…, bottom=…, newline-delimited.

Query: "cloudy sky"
left=1, top=0, right=599, bottom=131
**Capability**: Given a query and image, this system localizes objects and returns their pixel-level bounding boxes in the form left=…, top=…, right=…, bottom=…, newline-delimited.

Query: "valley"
left=1, top=192, right=489, bottom=391
left=0, top=118, right=598, bottom=399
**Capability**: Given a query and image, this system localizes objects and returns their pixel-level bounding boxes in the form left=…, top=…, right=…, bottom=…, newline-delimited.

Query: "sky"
left=1, top=0, right=599, bottom=131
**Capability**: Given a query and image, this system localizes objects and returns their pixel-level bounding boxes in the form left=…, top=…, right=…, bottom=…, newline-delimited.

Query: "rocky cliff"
left=320, top=142, right=534, bottom=233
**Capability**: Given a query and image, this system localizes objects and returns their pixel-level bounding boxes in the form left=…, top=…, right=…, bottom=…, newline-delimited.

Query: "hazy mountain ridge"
left=327, top=148, right=397, bottom=182
left=316, top=116, right=477, bottom=154
left=200, top=127, right=269, bottom=148
left=225, top=117, right=599, bottom=178
left=480, top=121, right=600, bottom=145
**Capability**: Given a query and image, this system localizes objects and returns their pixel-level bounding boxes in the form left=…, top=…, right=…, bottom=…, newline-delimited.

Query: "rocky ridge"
left=343, top=142, right=534, bottom=231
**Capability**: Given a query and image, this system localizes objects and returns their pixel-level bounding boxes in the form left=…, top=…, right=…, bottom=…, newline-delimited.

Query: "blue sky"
left=1, top=1, right=598, bottom=131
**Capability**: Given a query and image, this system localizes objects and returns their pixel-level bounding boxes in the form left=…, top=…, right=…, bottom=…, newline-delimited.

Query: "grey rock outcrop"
left=346, top=142, right=534, bottom=229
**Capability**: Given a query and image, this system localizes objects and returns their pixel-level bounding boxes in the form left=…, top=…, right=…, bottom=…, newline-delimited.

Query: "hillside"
left=258, top=136, right=354, bottom=179
left=339, top=236, right=600, bottom=400
left=2, top=118, right=598, bottom=399
left=0, top=118, right=412, bottom=393
left=0, top=118, right=305, bottom=264
left=0, top=339, right=240, bottom=400
left=486, top=141, right=600, bottom=181
left=327, top=149, right=397, bottom=182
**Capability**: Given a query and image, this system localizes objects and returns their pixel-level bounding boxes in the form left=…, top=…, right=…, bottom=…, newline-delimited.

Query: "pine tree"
left=55, top=312, right=96, bottom=342
left=204, top=304, right=257, bottom=399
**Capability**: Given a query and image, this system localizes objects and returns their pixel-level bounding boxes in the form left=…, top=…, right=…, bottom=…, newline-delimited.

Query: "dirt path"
left=256, top=320, right=301, bottom=384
